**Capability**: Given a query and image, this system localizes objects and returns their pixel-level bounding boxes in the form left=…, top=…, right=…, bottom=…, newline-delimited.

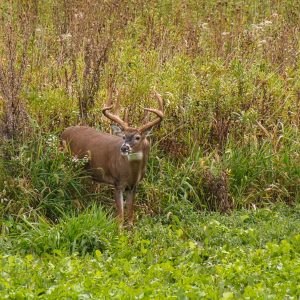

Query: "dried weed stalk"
left=0, top=1, right=38, bottom=139
left=53, top=0, right=134, bottom=123
left=202, top=170, right=233, bottom=213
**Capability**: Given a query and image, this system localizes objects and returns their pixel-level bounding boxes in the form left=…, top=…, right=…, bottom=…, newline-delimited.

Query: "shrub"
left=0, top=131, right=88, bottom=220
left=5, top=204, right=117, bottom=255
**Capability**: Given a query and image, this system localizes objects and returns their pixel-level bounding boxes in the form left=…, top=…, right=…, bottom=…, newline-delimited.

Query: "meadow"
left=0, top=0, right=300, bottom=298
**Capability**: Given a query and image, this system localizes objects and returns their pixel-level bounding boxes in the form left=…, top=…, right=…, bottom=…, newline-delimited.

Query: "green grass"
left=1, top=204, right=300, bottom=299
left=1, top=204, right=117, bottom=256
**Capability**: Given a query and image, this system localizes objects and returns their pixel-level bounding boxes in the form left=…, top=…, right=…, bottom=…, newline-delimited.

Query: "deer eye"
left=135, top=136, right=141, bottom=141
left=122, top=135, right=126, bottom=140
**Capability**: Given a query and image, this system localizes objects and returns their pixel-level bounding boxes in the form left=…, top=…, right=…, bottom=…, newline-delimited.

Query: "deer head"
left=102, top=89, right=164, bottom=157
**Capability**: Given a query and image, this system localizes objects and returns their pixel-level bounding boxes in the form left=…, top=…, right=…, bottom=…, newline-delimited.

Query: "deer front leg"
left=126, top=189, right=136, bottom=226
left=114, top=188, right=124, bottom=227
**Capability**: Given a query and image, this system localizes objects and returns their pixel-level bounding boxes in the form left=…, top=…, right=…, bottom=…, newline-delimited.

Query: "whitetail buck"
left=61, top=89, right=163, bottom=226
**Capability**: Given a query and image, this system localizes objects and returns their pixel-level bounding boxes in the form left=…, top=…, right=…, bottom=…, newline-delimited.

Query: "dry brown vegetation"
left=0, top=1, right=38, bottom=138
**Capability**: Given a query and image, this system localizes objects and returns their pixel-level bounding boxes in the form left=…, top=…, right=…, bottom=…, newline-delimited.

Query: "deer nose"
left=120, top=144, right=130, bottom=154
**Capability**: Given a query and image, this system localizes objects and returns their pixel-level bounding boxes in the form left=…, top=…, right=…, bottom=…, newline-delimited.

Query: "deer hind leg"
left=114, top=188, right=124, bottom=227
left=126, top=188, right=136, bottom=226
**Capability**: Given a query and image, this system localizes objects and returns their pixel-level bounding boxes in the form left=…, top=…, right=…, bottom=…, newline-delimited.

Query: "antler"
left=102, top=88, right=128, bottom=129
left=138, top=91, right=164, bottom=133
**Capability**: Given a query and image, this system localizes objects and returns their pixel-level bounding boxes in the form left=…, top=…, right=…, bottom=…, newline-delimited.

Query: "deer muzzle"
left=120, top=143, right=131, bottom=156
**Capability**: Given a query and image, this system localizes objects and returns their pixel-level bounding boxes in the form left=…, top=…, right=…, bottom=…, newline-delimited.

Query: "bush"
left=4, top=204, right=117, bottom=255
left=0, top=131, right=88, bottom=220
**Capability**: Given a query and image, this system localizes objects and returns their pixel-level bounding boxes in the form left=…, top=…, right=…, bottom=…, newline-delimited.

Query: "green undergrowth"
left=1, top=204, right=300, bottom=299
left=1, top=205, right=117, bottom=256
left=1, top=128, right=300, bottom=221
left=0, top=132, right=90, bottom=220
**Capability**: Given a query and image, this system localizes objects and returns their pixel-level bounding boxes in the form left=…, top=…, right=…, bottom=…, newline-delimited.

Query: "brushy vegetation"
left=1, top=0, right=300, bottom=298
left=1, top=0, right=300, bottom=214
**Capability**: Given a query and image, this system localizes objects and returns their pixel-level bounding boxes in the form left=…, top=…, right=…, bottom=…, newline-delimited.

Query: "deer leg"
left=114, top=188, right=124, bottom=227
left=126, top=189, right=136, bottom=226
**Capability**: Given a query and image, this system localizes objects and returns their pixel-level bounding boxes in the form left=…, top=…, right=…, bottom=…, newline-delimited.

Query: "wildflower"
left=61, top=33, right=72, bottom=41
left=258, top=39, right=267, bottom=46
left=72, top=156, right=79, bottom=163
left=74, top=12, right=84, bottom=19
left=0, top=197, right=8, bottom=203
left=46, top=135, right=58, bottom=147
left=201, top=23, right=209, bottom=30
left=251, top=24, right=263, bottom=31
left=261, top=20, right=272, bottom=26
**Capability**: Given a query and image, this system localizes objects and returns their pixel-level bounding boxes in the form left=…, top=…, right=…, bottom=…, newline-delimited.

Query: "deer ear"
left=111, top=124, right=123, bottom=136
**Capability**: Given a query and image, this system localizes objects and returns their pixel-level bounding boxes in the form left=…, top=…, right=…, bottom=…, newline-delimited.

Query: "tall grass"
left=0, top=0, right=300, bottom=221
left=1, top=204, right=117, bottom=255
left=0, top=131, right=88, bottom=221
left=141, top=125, right=300, bottom=214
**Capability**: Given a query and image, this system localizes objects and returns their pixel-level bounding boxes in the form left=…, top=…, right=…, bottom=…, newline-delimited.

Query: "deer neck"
left=118, top=142, right=149, bottom=187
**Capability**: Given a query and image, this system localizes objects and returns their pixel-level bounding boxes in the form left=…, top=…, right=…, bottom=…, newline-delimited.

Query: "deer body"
left=61, top=126, right=149, bottom=187
left=61, top=90, right=163, bottom=226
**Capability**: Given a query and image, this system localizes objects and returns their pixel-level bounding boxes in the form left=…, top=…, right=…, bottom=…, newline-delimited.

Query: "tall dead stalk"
left=0, top=1, right=38, bottom=139
left=53, top=0, right=133, bottom=124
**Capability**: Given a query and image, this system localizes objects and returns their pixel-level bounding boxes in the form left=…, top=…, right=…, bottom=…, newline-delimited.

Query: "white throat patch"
left=128, top=151, right=143, bottom=161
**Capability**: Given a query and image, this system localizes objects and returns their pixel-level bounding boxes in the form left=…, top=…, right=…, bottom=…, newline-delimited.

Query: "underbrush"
left=0, top=132, right=89, bottom=221
left=0, top=0, right=299, bottom=218
left=141, top=127, right=300, bottom=214
left=1, top=205, right=117, bottom=256
left=1, top=125, right=300, bottom=223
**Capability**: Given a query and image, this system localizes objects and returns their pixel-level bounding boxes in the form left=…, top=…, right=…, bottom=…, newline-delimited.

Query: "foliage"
left=1, top=0, right=296, bottom=210
left=0, top=0, right=38, bottom=138
left=1, top=205, right=300, bottom=298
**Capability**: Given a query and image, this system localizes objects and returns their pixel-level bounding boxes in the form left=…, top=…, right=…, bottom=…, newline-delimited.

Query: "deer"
left=61, top=89, right=163, bottom=227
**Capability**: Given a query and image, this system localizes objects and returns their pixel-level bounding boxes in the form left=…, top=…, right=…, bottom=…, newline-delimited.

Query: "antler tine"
left=141, top=110, right=150, bottom=124
left=139, top=91, right=164, bottom=133
left=124, top=108, right=129, bottom=124
left=102, top=87, right=128, bottom=129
